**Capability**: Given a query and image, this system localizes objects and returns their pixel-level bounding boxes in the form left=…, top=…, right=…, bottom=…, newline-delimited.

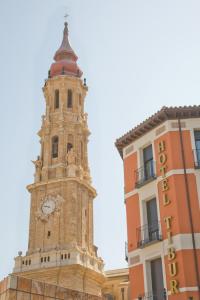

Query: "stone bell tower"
left=13, top=22, right=105, bottom=296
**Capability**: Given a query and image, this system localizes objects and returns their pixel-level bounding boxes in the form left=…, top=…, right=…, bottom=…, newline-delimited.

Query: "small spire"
left=64, top=21, right=68, bottom=34
left=59, top=23, right=72, bottom=51
left=54, top=22, right=76, bottom=61
left=63, top=12, right=69, bottom=35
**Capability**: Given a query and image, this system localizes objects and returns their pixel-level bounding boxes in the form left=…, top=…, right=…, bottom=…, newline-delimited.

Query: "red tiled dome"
left=50, top=22, right=82, bottom=78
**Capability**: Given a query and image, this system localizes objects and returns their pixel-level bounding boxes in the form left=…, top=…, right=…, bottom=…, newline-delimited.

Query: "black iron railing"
left=138, top=289, right=167, bottom=300
left=135, top=161, right=156, bottom=188
left=125, top=242, right=128, bottom=262
left=193, top=149, right=200, bottom=168
left=137, top=221, right=162, bottom=248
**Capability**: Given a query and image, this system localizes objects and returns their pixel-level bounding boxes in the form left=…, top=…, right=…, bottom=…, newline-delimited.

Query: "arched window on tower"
left=52, top=136, right=59, bottom=158
left=54, top=90, right=59, bottom=109
left=67, top=89, right=73, bottom=108
left=67, top=134, right=73, bottom=153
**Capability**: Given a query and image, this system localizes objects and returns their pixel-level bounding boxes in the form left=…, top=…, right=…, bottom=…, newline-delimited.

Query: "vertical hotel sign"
left=158, top=140, right=179, bottom=294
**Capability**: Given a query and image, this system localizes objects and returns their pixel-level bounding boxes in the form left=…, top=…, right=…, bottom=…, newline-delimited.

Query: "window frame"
left=67, top=89, right=73, bottom=108
left=193, top=129, right=200, bottom=168
left=52, top=136, right=59, bottom=158
left=67, top=142, right=73, bottom=153
left=54, top=90, right=59, bottom=109
left=143, top=144, right=154, bottom=181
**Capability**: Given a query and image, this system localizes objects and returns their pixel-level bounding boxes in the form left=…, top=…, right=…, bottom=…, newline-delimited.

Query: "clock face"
left=41, top=198, right=56, bottom=215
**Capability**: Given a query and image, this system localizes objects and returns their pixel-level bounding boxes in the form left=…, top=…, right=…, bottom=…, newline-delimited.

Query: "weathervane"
left=64, top=13, right=69, bottom=22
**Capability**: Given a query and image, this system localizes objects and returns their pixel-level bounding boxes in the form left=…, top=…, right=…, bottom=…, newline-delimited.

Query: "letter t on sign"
left=164, top=216, right=172, bottom=230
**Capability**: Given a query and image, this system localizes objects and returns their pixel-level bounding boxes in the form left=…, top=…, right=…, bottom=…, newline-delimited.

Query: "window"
left=150, top=258, right=165, bottom=300
left=47, top=231, right=51, bottom=238
left=67, top=142, right=73, bottom=153
left=143, top=145, right=154, bottom=180
left=135, top=144, right=156, bottom=187
left=121, top=288, right=125, bottom=300
left=54, top=90, right=59, bottom=109
left=137, top=198, right=161, bottom=247
left=146, top=198, right=159, bottom=242
left=194, top=130, right=200, bottom=149
left=194, top=130, right=200, bottom=167
left=67, top=89, right=73, bottom=108
left=52, top=136, right=59, bottom=158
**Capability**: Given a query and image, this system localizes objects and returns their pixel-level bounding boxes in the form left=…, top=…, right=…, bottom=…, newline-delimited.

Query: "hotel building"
left=116, top=106, right=200, bottom=300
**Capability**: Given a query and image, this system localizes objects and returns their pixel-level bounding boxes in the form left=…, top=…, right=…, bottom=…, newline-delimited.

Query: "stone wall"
left=0, top=275, right=102, bottom=300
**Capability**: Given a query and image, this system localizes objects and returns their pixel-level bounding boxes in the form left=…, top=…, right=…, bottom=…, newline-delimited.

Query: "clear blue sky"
left=1, top=0, right=200, bottom=279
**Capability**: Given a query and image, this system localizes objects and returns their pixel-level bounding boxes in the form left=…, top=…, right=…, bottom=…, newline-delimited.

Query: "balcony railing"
left=138, top=289, right=167, bottom=300
left=135, top=161, right=156, bottom=188
left=125, top=242, right=128, bottom=262
left=193, top=149, right=200, bottom=168
left=137, top=221, right=162, bottom=248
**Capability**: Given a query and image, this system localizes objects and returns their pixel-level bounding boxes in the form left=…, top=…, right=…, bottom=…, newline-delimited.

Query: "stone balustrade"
left=13, top=249, right=104, bottom=274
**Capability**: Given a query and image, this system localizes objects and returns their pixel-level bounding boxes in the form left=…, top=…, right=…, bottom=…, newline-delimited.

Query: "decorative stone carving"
left=67, top=148, right=76, bottom=165
left=66, top=148, right=78, bottom=177
left=35, top=194, right=64, bottom=222
left=83, top=170, right=91, bottom=183
left=32, top=157, right=42, bottom=182
left=78, top=165, right=84, bottom=180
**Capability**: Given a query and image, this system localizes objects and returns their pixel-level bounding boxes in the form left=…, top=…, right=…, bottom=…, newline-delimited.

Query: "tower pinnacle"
left=50, top=22, right=83, bottom=78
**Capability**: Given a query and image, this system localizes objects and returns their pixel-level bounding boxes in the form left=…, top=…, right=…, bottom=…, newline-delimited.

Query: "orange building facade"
left=116, top=106, right=200, bottom=300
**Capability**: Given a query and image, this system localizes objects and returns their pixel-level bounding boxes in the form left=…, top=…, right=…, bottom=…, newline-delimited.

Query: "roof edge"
left=115, top=105, right=200, bottom=158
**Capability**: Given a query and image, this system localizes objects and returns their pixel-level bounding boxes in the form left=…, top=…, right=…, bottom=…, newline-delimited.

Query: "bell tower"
left=13, top=22, right=104, bottom=296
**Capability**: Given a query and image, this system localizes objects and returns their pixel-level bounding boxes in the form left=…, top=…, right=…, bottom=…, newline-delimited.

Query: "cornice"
left=115, top=105, right=200, bottom=158
left=27, top=177, right=97, bottom=198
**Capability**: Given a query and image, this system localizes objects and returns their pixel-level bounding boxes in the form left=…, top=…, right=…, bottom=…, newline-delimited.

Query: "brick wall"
left=0, top=275, right=102, bottom=300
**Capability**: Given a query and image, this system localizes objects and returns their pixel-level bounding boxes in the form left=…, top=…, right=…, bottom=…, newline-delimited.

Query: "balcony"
left=138, top=289, right=167, bottom=300
left=137, top=221, right=162, bottom=248
left=135, top=161, right=156, bottom=188
left=193, top=149, right=200, bottom=168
